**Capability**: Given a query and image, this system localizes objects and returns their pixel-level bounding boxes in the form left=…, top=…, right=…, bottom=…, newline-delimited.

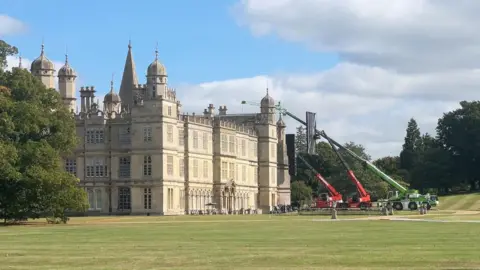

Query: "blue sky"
left=2, top=0, right=338, bottom=93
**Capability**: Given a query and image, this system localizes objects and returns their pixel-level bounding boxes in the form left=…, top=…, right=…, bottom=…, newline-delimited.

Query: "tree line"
left=0, top=40, right=87, bottom=224
left=291, top=101, right=480, bottom=206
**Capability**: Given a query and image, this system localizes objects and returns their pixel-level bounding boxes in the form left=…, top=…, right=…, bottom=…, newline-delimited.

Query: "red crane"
left=297, top=154, right=343, bottom=208
left=323, top=134, right=372, bottom=209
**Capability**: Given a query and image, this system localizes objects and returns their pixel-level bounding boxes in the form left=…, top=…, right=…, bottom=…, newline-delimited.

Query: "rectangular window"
left=144, top=188, right=152, bottom=210
left=253, top=142, right=257, bottom=157
left=95, top=189, right=102, bottom=210
left=168, top=106, right=172, bottom=116
left=241, top=140, right=246, bottom=156
left=118, top=187, right=131, bottom=210
left=242, top=165, right=246, bottom=182
left=167, top=125, right=174, bottom=143
left=119, top=127, right=131, bottom=144
left=253, top=167, right=258, bottom=183
left=193, top=131, right=199, bottom=149
left=221, top=134, right=227, bottom=152
left=229, top=135, right=235, bottom=153
left=203, top=160, right=209, bottom=178
left=65, top=159, right=76, bottom=176
left=143, top=155, right=152, bottom=176
left=236, top=164, right=239, bottom=181
left=86, top=128, right=104, bottom=144
left=178, top=128, right=184, bottom=146
left=193, top=159, right=199, bottom=178
left=167, top=155, right=174, bottom=176
left=180, top=190, right=185, bottom=209
left=271, top=143, right=276, bottom=158
left=203, top=132, right=208, bottom=150
left=86, top=158, right=107, bottom=177
left=119, top=156, right=131, bottom=178
left=179, top=158, right=184, bottom=177
left=143, top=126, right=152, bottom=142
left=221, top=161, right=228, bottom=180
left=228, top=162, right=234, bottom=179
left=167, top=188, right=173, bottom=209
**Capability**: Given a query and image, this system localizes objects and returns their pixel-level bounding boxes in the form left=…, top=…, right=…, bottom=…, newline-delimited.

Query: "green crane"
left=241, top=100, right=439, bottom=210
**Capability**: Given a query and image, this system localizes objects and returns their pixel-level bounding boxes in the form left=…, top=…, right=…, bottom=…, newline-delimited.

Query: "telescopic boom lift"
left=297, top=154, right=343, bottom=208
left=324, top=135, right=372, bottom=209
left=240, top=100, right=439, bottom=210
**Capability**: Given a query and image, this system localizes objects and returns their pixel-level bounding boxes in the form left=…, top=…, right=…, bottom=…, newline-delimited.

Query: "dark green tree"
left=399, top=118, right=421, bottom=182
left=291, top=181, right=312, bottom=207
left=295, top=126, right=307, bottom=153
left=437, top=101, right=480, bottom=191
left=0, top=40, right=18, bottom=69
left=0, top=40, right=88, bottom=224
left=410, top=133, right=453, bottom=194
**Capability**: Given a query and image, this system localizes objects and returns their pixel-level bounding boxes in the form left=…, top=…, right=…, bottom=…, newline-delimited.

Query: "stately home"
left=27, top=42, right=291, bottom=215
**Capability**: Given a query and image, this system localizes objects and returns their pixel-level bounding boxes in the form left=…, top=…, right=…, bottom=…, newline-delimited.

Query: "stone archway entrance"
left=222, top=180, right=236, bottom=213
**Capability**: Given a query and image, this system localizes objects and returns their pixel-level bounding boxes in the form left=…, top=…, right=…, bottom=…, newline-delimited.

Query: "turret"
left=146, top=45, right=167, bottom=99
left=58, top=53, right=77, bottom=112
left=30, top=43, right=55, bottom=89
left=104, top=80, right=121, bottom=114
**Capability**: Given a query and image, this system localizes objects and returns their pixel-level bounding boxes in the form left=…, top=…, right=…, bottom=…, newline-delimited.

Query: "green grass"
left=439, top=193, right=480, bottom=210
left=1, top=215, right=480, bottom=270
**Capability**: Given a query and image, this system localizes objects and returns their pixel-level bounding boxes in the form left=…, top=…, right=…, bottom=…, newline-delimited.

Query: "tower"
left=118, top=41, right=139, bottom=109
left=58, top=53, right=77, bottom=112
left=146, top=45, right=167, bottom=99
left=256, top=89, right=278, bottom=212
left=104, top=80, right=122, bottom=114
left=276, top=115, right=291, bottom=205
left=30, top=43, right=55, bottom=89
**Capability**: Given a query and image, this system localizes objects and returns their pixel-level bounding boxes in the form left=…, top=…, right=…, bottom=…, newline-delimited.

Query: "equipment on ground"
left=297, top=154, right=343, bottom=208
left=324, top=133, right=372, bottom=210
left=240, top=100, right=439, bottom=210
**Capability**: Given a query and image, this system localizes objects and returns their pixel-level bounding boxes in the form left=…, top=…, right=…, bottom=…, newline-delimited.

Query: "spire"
left=119, top=40, right=139, bottom=108
left=18, top=54, right=22, bottom=68
left=65, top=45, right=69, bottom=65
left=40, top=39, right=45, bottom=56
left=110, top=73, right=114, bottom=94
left=155, top=42, right=158, bottom=61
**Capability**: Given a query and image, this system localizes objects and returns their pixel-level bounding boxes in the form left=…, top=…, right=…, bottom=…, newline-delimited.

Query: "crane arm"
left=240, top=100, right=407, bottom=194
left=324, top=135, right=369, bottom=198
left=297, top=154, right=341, bottom=198
left=279, top=110, right=408, bottom=193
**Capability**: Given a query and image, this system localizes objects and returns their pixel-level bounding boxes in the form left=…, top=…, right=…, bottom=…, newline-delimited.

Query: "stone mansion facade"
left=27, top=42, right=291, bottom=215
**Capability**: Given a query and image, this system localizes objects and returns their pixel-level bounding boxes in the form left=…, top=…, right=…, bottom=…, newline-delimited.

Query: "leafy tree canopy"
left=0, top=40, right=87, bottom=224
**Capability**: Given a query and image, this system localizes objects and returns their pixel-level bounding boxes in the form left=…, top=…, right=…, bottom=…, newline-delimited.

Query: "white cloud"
left=175, top=68, right=465, bottom=159
left=0, top=14, right=27, bottom=35
left=168, top=0, right=477, bottom=159
left=233, top=0, right=480, bottom=73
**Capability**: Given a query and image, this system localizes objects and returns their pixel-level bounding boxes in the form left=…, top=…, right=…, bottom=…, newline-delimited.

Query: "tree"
left=295, top=126, right=307, bottom=154
left=399, top=118, right=421, bottom=182
left=436, top=101, right=480, bottom=191
left=0, top=40, right=18, bottom=69
left=0, top=40, right=88, bottom=224
left=410, top=134, right=454, bottom=194
left=291, top=181, right=312, bottom=207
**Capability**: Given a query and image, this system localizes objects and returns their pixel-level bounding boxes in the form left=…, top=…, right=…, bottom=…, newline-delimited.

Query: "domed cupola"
left=261, top=88, right=275, bottom=107
left=104, top=81, right=121, bottom=104
left=147, top=48, right=166, bottom=76
left=57, top=54, right=76, bottom=77
left=30, top=43, right=55, bottom=73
